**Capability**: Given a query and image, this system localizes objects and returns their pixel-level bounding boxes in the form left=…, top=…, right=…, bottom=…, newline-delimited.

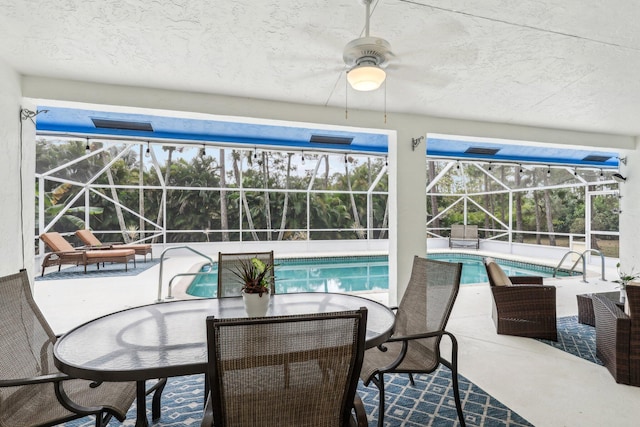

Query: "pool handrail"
left=165, top=271, right=216, bottom=300
left=554, top=249, right=606, bottom=283
left=157, top=246, right=214, bottom=302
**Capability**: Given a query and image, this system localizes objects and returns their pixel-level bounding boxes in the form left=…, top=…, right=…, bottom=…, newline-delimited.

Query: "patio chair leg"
left=203, top=374, right=209, bottom=409
left=408, top=373, right=415, bottom=386
left=94, top=411, right=103, bottom=427
left=450, top=367, right=466, bottom=427
left=372, top=373, right=385, bottom=427
left=150, top=378, right=167, bottom=421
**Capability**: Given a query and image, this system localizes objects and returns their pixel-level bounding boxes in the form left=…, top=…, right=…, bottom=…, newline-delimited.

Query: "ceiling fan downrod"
left=362, top=0, right=372, bottom=37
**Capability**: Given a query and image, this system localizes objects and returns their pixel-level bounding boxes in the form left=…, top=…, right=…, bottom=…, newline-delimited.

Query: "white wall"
left=21, top=76, right=637, bottom=302
left=0, top=61, right=35, bottom=278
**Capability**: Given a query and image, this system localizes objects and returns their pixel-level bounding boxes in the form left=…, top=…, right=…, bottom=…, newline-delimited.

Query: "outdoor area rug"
left=61, top=367, right=532, bottom=427
left=36, top=259, right=160, bottom=281
left=536, top=315, right=602, bottom=365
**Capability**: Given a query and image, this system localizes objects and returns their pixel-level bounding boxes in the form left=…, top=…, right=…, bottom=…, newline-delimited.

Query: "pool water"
left=187, top=256, right=388, bottom=298
left=186, top=253, right=574, bottom=298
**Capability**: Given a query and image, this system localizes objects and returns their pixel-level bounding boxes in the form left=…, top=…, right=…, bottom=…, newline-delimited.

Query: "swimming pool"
left=186, top=253, right=574, bottom=298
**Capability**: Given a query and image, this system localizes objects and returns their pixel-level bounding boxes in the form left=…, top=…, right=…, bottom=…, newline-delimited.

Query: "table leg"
left=135, top=380, right=149, bottom=427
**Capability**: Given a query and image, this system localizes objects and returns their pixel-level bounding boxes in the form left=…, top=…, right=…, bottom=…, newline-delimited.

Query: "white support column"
left=585, top=187, right=592, bottom=258
left=618, top=145, right=640, bottom=269
left=0, top=61, right=35, bottom=277
left=389, top=130, right=427, bottom=306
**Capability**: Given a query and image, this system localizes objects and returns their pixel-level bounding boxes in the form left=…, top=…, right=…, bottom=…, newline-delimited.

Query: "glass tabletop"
left=54, top=292, right=395, bottom=382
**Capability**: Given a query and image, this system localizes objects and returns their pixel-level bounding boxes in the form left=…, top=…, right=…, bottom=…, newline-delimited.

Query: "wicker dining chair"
left=217, top=251, right=275, bottom=298
left=483, top=257, right=557, bottom=341
left=360, top=256, right=466, bottom=427
left=202, top=309, right=368, bottom=427
left=0, top=270, right=136, bottom=426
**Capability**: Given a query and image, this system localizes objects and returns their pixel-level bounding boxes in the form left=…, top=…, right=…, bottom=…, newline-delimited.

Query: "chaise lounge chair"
left=39, top=232, right=136, bottom=276
left=75, top=229, right=153, bottom=261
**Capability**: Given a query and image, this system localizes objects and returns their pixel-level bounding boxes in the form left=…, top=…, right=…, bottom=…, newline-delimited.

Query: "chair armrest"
left=593, top=294, right=631, bottom=383
left=376, top=330, right=459, bottom=373
left=0, top=369, right=115, bottom=416
left=385, top=329, right=452, bottom=343
left=0, top=372, right=69, bottom=387
left=509, top=276, right=544, bottom=285
left=80, top=244, right=113, bottom=250
left=492, top=284, right=555, bottom=300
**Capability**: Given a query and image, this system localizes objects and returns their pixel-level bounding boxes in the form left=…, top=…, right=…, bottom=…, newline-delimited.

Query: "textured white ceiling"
left=1, top=0, right=640, bottom=136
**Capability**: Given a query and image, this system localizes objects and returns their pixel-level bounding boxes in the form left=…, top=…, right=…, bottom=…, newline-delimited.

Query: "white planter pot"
left=242, top=290, right=270, bottom=317
left=620, top=289, right=627, bottom=304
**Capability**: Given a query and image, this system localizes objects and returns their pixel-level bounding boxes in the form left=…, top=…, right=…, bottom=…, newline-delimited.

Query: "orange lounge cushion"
left=84, top=249, right=135, bottom=259
left=75, top=229, right=102, bottom=246
left=40, top=232, right=76, bottom=252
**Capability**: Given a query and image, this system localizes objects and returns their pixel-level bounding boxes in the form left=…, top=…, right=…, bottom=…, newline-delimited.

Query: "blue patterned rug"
left=61, top=367, right=532, bottom=427
left=36, top=259, right=159, bottom=281
left=55, top=320, right=599, bottom=426
left=537, top=315, right=602, bottom=365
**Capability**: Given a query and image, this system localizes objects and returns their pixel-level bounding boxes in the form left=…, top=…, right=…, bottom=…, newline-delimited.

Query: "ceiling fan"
left=343, top=0, right=393, bottom=92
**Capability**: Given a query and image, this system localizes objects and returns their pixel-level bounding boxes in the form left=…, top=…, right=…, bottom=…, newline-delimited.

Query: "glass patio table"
left=53, top=292, right=396, bottom=427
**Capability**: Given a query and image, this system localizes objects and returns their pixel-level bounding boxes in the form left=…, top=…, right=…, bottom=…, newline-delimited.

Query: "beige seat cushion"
left=487, top=262, right=512, bottom=286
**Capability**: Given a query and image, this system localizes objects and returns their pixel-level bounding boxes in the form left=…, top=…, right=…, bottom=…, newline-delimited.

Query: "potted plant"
left=231, top=257, right=275, bottom=316
left=614, top=262, right=639, bottom=303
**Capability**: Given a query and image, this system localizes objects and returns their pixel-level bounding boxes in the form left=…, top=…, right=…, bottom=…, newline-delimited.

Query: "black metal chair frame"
left=361, top=256, right=466, bottom=427
left=203, top=309, right=369, bottom=427
left=0, top=270, right=134, bottom=427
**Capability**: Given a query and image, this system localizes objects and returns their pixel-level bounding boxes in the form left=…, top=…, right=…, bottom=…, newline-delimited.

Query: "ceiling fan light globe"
left=347, top=65, right=386, bottom=91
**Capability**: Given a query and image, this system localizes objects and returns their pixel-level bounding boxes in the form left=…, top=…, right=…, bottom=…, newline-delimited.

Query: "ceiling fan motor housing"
left=343, top=36, right=392, bottom=69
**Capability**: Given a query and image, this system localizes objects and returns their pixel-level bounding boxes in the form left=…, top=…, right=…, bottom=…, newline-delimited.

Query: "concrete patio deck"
left=33, top=253, right=640, bottom=427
